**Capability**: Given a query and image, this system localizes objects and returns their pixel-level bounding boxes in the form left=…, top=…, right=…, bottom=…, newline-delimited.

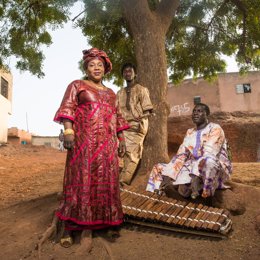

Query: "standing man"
left=117, top=63, right=153, bottom=185
left=58, top=129, right=64, bottom=152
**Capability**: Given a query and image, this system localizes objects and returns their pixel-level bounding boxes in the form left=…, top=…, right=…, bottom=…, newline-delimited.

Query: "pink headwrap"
left=82, top=47, right=112, bottom=74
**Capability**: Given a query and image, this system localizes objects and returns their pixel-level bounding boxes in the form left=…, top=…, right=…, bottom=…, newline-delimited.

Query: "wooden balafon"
left=120, top=186, right=232, bottom=238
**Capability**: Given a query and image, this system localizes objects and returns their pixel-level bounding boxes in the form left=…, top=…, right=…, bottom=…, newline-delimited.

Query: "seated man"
left=146, top=103, right=232, bottom=199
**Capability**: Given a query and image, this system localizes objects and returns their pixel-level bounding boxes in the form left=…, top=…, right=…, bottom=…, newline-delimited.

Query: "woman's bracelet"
left=64, top=129, right=75, bottom=136
left=118, top=137, right=125, bottom=141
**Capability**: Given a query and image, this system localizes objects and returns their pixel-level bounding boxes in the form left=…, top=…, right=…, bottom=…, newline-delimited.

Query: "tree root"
left=36, top=204, right=115, bottom=260
left=98, top=237, right=115, bottom=260
left=36, top=212, right=61, bottom=259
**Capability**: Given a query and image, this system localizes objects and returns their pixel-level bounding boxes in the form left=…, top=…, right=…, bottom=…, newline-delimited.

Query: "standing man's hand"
left=118, top=139, right=126, bottom=158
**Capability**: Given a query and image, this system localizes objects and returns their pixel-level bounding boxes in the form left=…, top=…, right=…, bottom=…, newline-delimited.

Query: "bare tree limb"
left=230, top=0, right=249, bottom=62
left=72, top=8, right=87, bottom=22
left=120, top=0, right=153, bottom=37
left=156, top=0, right=180, bottom=30
left=156, top=0, right=180, bottom=33
left=121, top=0, right=150, bottom=19
left=121, top=0, right=180, bottom=34
left=206, top=0, right=229, bottom=30
left=230, top=0, right=247, bottom=12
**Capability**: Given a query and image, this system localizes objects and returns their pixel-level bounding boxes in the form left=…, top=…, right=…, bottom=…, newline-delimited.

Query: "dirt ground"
left=0, top=144, right=259, bottom=260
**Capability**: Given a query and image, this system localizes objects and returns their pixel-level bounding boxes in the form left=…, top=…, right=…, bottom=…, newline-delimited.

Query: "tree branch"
left=72, top=8, right=87, bottom=22
left=230, top=0, right=246, bottom=12
left=121, top=0, right=150, bottom=19
left=156, top=0, right=180, bottom=29
left=229, top=0, right=249, bottom=62
left=121, top=0, right=153, bottom=35
left=205, top=0, right=229, bottom=30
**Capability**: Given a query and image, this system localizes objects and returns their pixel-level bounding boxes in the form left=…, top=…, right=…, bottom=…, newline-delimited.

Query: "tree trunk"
left=121, top=0, right=179, bottom=174
left=136, top=29, right=170, bottom=173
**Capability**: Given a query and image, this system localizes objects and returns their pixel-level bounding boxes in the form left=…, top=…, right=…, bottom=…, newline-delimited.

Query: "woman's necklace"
left=93, top=83, right=105, bottom=90
left=86, top=80, right=106, bottom=90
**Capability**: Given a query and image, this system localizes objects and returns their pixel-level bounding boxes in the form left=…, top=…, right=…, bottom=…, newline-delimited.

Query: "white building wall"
left=32, top=136, right=60, bottom=149
left=218, top=71, right=260, bottom=113
left=0, top=70, right=12, bottom=143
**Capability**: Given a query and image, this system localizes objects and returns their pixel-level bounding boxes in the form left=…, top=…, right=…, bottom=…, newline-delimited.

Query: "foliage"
left=167, top=0, right=260, bottom=83
left=0, top=0, right=259, bottom=81
left=75, top=0, right=135, bottom=85
left=0, top=0, right=77, bottom=77
left=76, top=0, right=260, bottom=84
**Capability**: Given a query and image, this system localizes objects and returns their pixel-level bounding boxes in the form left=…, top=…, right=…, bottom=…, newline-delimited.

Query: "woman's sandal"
left=60, top=236, right=73, bottom=248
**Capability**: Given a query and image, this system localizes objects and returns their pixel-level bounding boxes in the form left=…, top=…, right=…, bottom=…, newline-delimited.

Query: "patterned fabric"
left=82, top=47, right=112, bottom=74
left=116, top=84, right=153, bottom=122
left=120, top=123, right=148, bottom=184
left=116, top=84, right=153, bottom=184
left=54, top=80, right=129, bottom=229
left=146, top=122, right=232, bottom=197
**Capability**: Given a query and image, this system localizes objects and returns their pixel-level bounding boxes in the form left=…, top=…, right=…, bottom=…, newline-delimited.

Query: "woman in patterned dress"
left=54, top=48, right=129, bottom=248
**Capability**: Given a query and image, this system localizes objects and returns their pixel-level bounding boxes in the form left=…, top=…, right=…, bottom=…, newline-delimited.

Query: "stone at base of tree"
left=213, top=189, right=246, bottom=216
left=255, top=214, right=260, bottom=234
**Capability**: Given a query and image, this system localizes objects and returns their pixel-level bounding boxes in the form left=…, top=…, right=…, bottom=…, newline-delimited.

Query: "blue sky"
left=8, top=3, right=239, bottom=136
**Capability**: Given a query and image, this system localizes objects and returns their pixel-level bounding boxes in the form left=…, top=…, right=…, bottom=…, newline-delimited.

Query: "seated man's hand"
left=159, top=175, right=173, bottom=192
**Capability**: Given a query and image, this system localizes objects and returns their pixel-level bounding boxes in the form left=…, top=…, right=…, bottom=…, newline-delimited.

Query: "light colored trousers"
left=120, top=118, right=148, bottom=185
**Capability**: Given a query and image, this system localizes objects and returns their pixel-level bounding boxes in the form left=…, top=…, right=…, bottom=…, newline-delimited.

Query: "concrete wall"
left=0, top=70, right=12, bottom=143
left=218, top=71, right=260, bottom=112
left=32, top=136, right=60, bottom=149
left=168, top=71, right=260, bottom=117
left=168, top=78, right=220, bottom=117
left=8, top=127, right=32, bottom=144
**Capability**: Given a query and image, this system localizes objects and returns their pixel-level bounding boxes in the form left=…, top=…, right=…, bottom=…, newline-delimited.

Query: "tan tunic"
left=117, top=84, right=153, bottom=122
left=116, top=84, right=153, bottom=184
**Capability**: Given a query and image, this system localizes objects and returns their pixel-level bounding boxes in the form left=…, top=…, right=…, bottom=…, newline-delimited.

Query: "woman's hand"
left=118, top=139, right=126, bottom=158
left=63, top=134, right=75, bottom=150
left=63, top=120, right=74, bottom=150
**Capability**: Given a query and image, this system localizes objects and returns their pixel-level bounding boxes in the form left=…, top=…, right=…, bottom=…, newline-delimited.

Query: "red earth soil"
left=0, top=144, right=259, bottom=260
